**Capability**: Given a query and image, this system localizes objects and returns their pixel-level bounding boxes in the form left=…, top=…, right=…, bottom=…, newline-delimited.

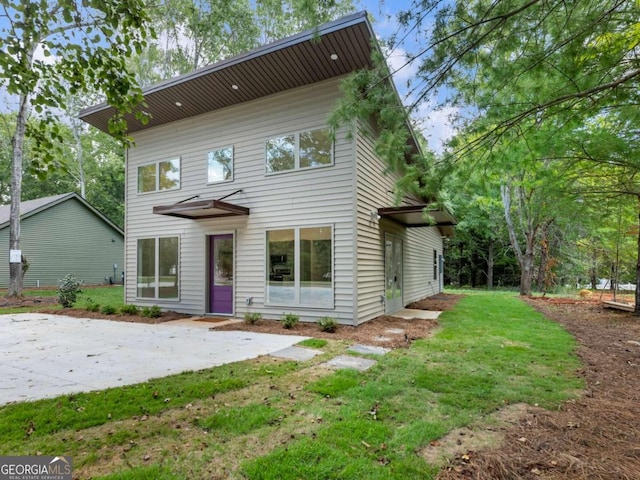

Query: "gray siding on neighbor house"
left=125, top=79, right=358, bottom=321
left=354, top=119, right=443, bottom=324
left=0, top=198, right=124, bottom=287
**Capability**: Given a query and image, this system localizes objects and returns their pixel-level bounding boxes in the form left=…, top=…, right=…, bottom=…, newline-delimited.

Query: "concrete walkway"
left=0, top=313, right=308, bottom=405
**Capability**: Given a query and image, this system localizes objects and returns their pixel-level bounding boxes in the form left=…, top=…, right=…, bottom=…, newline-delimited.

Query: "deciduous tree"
left=0, top=0, right=152, bottom=296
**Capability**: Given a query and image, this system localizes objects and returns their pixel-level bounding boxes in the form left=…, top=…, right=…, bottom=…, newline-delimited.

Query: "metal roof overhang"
left=378, top=205, right=457, bottom=236
left=79, top=12, right=375, bottom=134
left=153, top=199, right=249, bottom=220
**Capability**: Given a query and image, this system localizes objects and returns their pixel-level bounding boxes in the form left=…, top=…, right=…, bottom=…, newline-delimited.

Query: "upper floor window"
left=266, top=128, right=332, bottom=174
left=138, top=158, right=180, bottom=193
left=207, top=146, right=233, bottom=183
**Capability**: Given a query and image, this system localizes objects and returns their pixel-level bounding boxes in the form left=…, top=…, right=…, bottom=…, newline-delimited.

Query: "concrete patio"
left=0, top=313, right=308, bottom=405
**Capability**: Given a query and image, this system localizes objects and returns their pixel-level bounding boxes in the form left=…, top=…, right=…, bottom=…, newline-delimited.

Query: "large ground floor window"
left=266, top=226, right=333, bottom=307
left=137, top=236, right=179, bottom=299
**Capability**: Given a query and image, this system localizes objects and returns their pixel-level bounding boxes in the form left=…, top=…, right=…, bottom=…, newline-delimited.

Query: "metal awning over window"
left=153, top=199, right=249, bottom=219
left=378, top=204, right=456, bottom=236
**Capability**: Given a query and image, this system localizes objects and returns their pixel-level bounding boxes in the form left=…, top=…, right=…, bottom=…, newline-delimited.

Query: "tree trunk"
left=8, top=93, right=29, bottom=297
left=501, top=183, right=536, bottom=296
left=486, top=239, right=494, bottom=289
left=635, top=195, right=640, bottom=315
left=72, top=120, right=86, bottom=197
left=520, top=232, right=536, bottom=296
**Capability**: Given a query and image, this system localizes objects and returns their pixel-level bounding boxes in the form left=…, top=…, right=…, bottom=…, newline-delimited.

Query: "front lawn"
left=0, top=292, right=582, bottom=479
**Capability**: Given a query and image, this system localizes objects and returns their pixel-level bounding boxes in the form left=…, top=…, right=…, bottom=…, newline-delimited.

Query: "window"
left=137, top=237, right=179, bottom=299
left=433, top=250, right=438, bottom=280
left=138, top=158, right=180, bottom=193
left=266, top=226, right=333, bottom=307
left=207, top=146, right=233, bottom=183
left=266, top=128, right=332, bottom=173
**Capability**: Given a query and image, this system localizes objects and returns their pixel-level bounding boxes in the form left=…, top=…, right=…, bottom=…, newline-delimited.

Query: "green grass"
left=0, top=286, right=124, bottom=314
left=0, top=292, right=583, bottom=479
left=298, top=338, right=328, bottom=348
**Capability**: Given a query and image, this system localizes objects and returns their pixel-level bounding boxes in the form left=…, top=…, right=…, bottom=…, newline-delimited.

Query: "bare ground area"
left=438, top=297, right=640, bottom=480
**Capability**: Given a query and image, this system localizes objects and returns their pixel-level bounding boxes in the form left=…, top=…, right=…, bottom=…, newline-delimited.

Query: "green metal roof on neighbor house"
left=0, top=193, right=124, bottom=288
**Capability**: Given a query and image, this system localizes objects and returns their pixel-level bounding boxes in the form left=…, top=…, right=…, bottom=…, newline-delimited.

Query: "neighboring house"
left=80, top=11, right=455, bottom=324
left=0, top=193, right=124, bottom=288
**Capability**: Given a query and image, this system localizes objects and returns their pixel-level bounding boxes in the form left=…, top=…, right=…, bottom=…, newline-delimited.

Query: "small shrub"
left=280, top=313, right=299, bottom=329
left=57, top=274, right=83, bottom=308
left=244, top=312, right=262, bottom=324
left=317, top=316, right=338, bottom=333
left=121, top=304, right=139, bottom=315
left=142, top=305, right=162, bottom=318
left=100, top=305, right=117, bottom=315
left=84, top=298, right=100, bottom=312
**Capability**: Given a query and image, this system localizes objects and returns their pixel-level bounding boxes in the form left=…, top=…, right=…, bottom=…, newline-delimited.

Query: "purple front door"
left=210, top=234, right=234, bottom=314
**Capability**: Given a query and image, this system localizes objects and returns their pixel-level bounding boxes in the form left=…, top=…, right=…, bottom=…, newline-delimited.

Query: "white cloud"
left=413, top=101, right=459, bottom=154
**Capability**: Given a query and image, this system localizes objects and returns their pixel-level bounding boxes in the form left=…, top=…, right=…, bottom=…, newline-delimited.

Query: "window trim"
left=137, top=157, right=181, bottom=194
left=265, top=127, right=334, bottom=175
left=136, top=235, right=180, bottom=301
left=206, top=145, right=234, bottom=184
left=265, top=225, right=334, bottom=309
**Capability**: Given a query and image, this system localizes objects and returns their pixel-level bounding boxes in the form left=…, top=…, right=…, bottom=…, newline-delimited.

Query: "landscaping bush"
left=280, top=313, right=299, bottom=329
left=121, top=304, right=139, bottom=315
left=100, top=305, right=117, bottom=315
left=84, top=298, right=100, bottom=312
left=142, top=305, right=162, bottom=318
left=57, top=274, right=82, bottom=308
left=317, top=316, right=338, bottom=333
left=244, top=312, right=262, bottom=324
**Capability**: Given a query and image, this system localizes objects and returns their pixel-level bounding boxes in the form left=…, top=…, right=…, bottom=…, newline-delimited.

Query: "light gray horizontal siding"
left=354, top=119, right=443, bottom=323
left=0, top=198, right=124, bottom=288
left=125, top=79, right=356, bottom=322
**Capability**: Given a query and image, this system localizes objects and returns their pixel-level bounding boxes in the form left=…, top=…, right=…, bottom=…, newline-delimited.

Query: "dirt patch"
left=422, top=403, right=546, bottom=466
left=0, top=296, right=58, bottom=308
left=34, top=307, right=187, bottom=324
left=437, top=298, right=640, bottom=480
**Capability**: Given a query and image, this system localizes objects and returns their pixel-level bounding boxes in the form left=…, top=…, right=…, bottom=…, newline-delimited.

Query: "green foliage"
left=84, top=297, right=100, bottom=312
left=317, top=316, right=338, bottom=333
left=100, top=305, right=117, bottom=315
left=280, top=312, right=299, bottom=329
left=141, top=305, right=162, bottom=318
left=57, top=274, right=83, bottom=308
left=120, top=304, right=140, bottom=315
left=244, top=312, right=262, bottom=324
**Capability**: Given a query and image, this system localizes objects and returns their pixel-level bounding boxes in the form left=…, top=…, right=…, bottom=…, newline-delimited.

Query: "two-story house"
left=80, top=11, right=455, bottom=325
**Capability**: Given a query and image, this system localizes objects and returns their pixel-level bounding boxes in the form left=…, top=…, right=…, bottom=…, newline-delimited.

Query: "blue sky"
left=356, top=0, right=456, bottom=152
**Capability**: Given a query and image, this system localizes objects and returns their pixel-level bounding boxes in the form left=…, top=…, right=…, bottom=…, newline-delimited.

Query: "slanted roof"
left=378, top=204, right=457, bottom=237
left=0, top=193, right=123, bottom=235
left=80, top=11, right=379, bottom=135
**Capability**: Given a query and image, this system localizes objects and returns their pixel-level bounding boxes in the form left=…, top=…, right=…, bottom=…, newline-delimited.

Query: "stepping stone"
left=385, top=328, right=405, bottom=335
left=393, top=309, right=440, bottom=320
left=374, top=336, right=391, bottom=342
left=270, top=346, right=322, bottom=361
left=348, top=344, right=391, bottom=355
left=324, top=355, right=377, bottom=371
